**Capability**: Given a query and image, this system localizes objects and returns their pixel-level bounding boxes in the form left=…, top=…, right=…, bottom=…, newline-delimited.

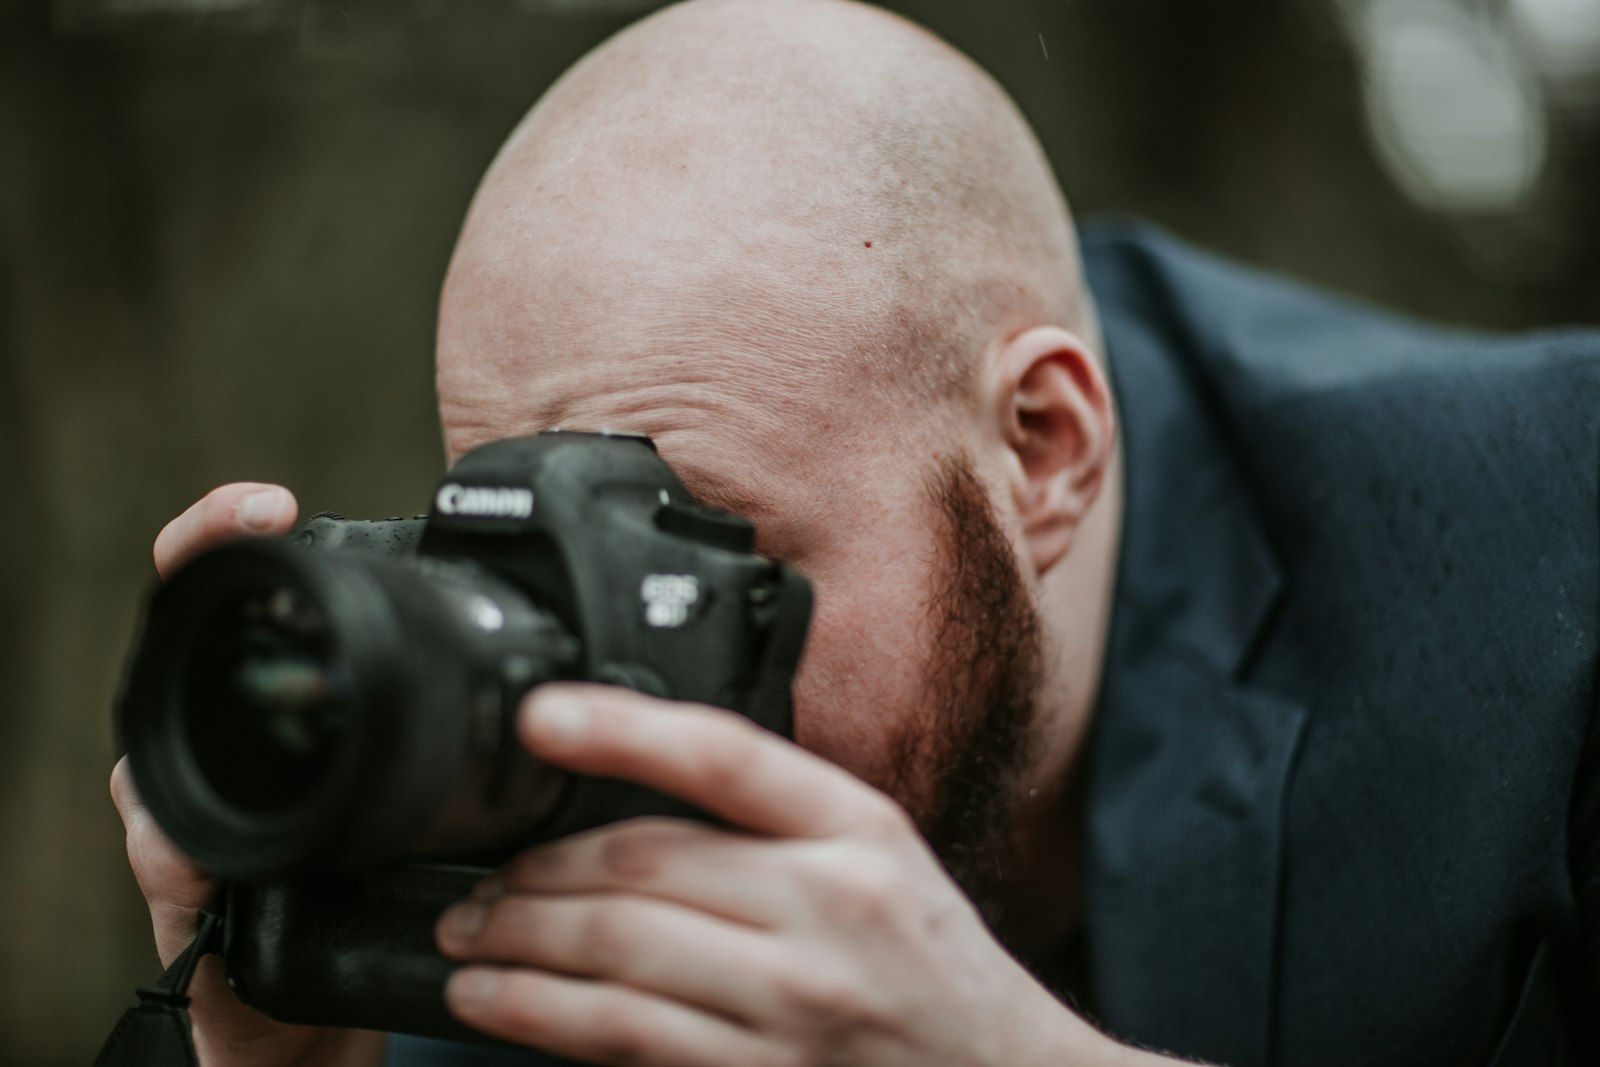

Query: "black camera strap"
left=94, top=908, right=222, bottom=1067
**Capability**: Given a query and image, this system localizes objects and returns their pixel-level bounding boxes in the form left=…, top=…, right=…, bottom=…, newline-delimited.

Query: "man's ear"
left=992, top=325, right=1116, bottom=576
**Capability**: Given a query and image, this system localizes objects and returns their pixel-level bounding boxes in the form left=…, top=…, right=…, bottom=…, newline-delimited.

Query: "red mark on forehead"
left=863, top=240, right=873, bottom=248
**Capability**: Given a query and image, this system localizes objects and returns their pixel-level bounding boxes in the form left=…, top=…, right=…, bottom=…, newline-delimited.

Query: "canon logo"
left=435, top=483, right=535, bottom=519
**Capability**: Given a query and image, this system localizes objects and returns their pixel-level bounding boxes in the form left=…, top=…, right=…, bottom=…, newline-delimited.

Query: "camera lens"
left=185, top=585, right=352, bottom=811
left=119, top=536, right=580, bottom=880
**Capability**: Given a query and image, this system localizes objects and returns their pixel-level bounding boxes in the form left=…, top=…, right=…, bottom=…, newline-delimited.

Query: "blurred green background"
left=3, top=0, right=1598, bottom=1063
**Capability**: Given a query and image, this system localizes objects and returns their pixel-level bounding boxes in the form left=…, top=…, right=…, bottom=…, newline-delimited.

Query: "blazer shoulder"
left=1079, top=220, right=1600, bottom=405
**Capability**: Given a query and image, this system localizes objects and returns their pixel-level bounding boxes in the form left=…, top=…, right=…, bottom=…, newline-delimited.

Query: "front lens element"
left=184, top=584, right=352, bottom=812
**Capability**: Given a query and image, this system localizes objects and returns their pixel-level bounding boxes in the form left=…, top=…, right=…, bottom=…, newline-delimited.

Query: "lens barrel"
left=119, top=539, right=574, bottom=881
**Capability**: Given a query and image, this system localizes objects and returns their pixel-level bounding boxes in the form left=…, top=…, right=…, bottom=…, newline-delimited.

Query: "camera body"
left=118, top=431, right=811, bottom=1042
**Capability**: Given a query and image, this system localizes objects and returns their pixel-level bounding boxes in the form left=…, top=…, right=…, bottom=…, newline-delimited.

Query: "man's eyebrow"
left=676, top=468, right=773, bottom=522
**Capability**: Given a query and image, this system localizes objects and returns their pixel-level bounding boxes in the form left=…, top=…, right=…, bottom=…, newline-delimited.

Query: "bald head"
left=431, top=3, right=1122, bottom=910
left=437, top=0, right=1093, bottom=461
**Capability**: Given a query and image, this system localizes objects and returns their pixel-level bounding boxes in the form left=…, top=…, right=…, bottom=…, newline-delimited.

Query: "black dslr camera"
left=116, top=431, right=811, bottom=1043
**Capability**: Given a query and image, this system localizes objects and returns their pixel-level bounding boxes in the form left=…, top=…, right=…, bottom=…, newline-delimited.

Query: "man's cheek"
left=786, top=592, right=930, bottom=797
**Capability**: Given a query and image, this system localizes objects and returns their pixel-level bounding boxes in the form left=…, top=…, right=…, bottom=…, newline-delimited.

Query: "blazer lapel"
left=1086, top=659, right=1306, bottom=1067
left=1082, top=236, right=1308, bottom=1067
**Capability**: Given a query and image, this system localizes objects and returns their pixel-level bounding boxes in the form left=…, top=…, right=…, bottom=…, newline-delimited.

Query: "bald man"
left=112, top=1, right=1600, bottom=1065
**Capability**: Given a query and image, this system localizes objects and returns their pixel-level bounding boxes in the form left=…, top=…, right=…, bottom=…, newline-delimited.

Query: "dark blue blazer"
left=1081, top=223, right=1599, bottom=1067
left=390, top=225, right=1600, bottom=1066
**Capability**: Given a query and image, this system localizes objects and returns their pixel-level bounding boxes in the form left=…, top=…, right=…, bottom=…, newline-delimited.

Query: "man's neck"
left=996, top=444, right=1125, bottom=964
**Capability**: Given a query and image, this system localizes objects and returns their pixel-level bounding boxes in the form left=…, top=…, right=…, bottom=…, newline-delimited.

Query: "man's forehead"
left=437, top=355, right=933, bottom=563
left=442, top=376, right=807, bottom=519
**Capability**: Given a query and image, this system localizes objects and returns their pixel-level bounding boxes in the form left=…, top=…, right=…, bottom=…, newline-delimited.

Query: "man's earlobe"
left=995, top=326, right=1116, bottom=575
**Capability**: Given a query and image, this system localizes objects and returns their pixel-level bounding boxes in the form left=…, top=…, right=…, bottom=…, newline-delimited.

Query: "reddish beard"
left=889, top=453, right=1047, bottom=938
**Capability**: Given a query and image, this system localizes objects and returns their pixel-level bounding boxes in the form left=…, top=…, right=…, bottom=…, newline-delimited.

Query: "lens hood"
left=118, top=539, right=473, bottom=880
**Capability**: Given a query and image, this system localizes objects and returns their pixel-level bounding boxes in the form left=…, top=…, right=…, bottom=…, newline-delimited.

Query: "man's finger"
left=518, top=685, right=902, bottom=838
left=109, top=755, right=143, bottom=825
left=152, top=482, right=298, bottom=579
left=446, top=967, right=784, bottom=1067
left=438, top=893, right=784, bottom=1024
left=111, top=758, right=212, bottom=905
left=486, top=819, right=799, bottom=927
left=112, top=758, right=218, bottom=965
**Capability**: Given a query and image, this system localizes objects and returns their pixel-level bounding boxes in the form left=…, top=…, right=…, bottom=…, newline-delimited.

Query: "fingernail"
left=239, top=489, right=288, bottom=531
left=447, top=968, right=501, bottom=1011
left=439, top=902, right=486, bottom=947
left=526, top=692, right=589, bottom=744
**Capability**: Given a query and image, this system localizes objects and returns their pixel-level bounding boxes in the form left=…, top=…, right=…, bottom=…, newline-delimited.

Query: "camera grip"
left=222, top=864, right=504, bottom=1046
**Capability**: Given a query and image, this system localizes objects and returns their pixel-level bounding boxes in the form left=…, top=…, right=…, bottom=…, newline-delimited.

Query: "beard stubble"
left=889, top=452, right=1048, bottom=940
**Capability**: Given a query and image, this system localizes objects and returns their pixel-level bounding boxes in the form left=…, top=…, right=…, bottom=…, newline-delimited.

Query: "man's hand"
left=436, top=685, right=1178, bottom=1067
left=111, top=483, right=384, bottom=1067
